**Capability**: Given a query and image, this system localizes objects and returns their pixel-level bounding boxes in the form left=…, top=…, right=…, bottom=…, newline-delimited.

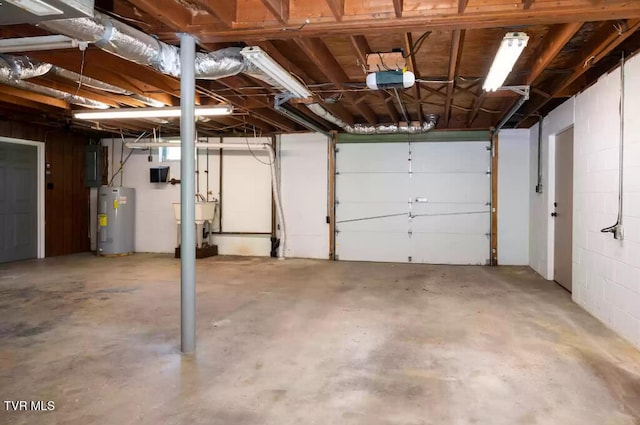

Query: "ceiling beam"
left=393, top=0, right=403, bottom=18
left=126, top=0, right=193, bottom=31
left=0, top=84, right=70, bottom=109
left=325, top=0, right=345, bottom=21
left=194, top=0, right=237, bottom=28
left=29, top=50, right=177, bottom=106
left=458, top=0, right=468, bottom=14
left=197, top=2, right=640, bottom=42
left=478, top=22, right=582, bottom=126
left=0, top=91, right=64, bottom=113
left=444, top=30, right=465, bottom=127
left=295, top=37, right=378, bottom=125
left=404, top=33, right=423, bottom=122
left=516, top=19, right=640, bottom=126
left=260, top=0, right=289, bottom=25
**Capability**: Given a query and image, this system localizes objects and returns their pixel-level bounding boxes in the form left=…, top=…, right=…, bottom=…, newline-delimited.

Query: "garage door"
left=0, top=142, right=38, bottom=263
left=335, top=140, right=491, bottom=265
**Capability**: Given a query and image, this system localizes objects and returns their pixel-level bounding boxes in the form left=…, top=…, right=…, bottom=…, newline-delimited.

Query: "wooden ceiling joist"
left=444, top=30, right=465, bottom=127
left=197, top=2, right=640, bottom=42
left=295, top=37, right=378, bottom=125
left=0, top=84, right=70, bottom=110
left=325, top=0, right=345, bottom=21
left=125, top=0, right=193, bottom=31
left=516, top=19, right=640, bottom=126
left=259, top=0, right=289, bottom=25
left=491, top=22, right=582, bottom=126
left=393, top=0, right=403, bottom=18
left=404, top=32, right=424, bottom=123
left=194, top=0, right=237, bottom=28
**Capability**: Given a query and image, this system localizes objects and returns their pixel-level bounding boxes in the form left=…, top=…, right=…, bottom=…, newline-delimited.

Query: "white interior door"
left=335, top=141, right=490, bottom=264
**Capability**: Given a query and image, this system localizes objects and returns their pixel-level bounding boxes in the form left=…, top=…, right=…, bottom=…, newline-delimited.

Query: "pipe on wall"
left=601, top=55, right=626, bottom=240
left=125, top=141, right=287, bottom=259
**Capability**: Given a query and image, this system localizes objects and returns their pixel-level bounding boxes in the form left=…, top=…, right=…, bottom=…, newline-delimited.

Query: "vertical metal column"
left=180, top=33, right=196, bottom=354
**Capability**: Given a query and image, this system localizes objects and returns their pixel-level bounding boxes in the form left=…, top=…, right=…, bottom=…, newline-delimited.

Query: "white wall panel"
left=280, top=133, right=329, bottom=259
left=220, top=137, right=272, bottom=234
left=498, top=129, right=530, bottom=265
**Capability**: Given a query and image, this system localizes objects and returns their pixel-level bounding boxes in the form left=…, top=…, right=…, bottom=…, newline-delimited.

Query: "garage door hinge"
left=486, top=145, right=492, bottom=151
left=408, top=256, right=412, bottom=262
left=485, top=232, right=490, bottom=238
left=336, top=171, right=340, bottom=175
left=485, top=170, right=491, bottom=175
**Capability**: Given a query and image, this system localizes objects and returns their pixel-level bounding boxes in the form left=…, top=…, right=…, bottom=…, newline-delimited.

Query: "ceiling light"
left=0, top=35, right=80, bottom=53
left=483, top=32, right=529, bottom=92
left=5, top=0, right=64, bottom=16
left=240, top=46, right=312, bottom=99
left=73, top=105, right=233, bottom=120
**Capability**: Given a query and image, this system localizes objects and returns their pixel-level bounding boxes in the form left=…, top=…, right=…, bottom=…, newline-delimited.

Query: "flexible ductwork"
left=41, top=12, right=256, bottom=80
left=41, top=12, right=436, bottom=133
left=0, top=55, right=109, bottom=109
left=0, top=54, right=163, bottom=107
left=0, top=55, right=51, bottom=80
left=48, top=66, right=165, bottom=107
left=306, top=103, right=438, bottom=134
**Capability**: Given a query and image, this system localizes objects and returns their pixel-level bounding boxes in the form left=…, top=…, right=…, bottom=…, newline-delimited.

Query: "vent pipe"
left=0, top=55, right=109, bottom=109
left=306, top=103, right=438, bottom=134
left=41, top=12, right=255, bottom=80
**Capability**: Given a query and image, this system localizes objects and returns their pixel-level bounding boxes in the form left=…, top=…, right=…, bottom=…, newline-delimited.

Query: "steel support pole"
left=180, top=33, right=196, bottom=354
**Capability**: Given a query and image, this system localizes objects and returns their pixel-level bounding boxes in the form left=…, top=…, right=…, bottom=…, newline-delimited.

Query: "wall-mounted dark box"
left=150, top=166, right=170, bottom=183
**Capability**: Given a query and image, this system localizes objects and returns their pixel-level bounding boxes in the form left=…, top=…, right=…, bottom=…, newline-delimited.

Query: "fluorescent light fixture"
left=0, top=35, right=79, bottom=53
left=483, top=32, right=529, bottom=92
left=73, top=105, right=233, bottom=120
left=240, top=46, right=312, bottom=99
left=5, top=0, right=64, bottom=16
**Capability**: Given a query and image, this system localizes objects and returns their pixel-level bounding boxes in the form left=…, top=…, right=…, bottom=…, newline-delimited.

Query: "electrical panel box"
left=85, top=144, right=103, bottom=188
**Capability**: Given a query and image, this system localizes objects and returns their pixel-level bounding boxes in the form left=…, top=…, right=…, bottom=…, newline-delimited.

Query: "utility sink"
left=173, top=202, right=217, bottom=224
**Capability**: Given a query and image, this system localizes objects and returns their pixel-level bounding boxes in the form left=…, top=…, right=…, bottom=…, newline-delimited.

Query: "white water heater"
left=98, top=186, right=135, bottom=255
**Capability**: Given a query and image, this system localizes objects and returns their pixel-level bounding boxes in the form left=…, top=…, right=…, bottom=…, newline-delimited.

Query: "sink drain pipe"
left=126, top=141, right=286, bottom=258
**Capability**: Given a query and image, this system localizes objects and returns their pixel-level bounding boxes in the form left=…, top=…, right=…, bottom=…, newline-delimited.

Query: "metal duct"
left=0, top=54, right=109, bottom=108
left=9, top=79, right=109, bottom=108
left=306, top=103, right=438, bottom=134
left=49, top=65, right=164, bottom=106
left=41, top=12, right=253, bottom=80
left=0, top=55, right=51, bottom=80
left=41, top=13, right=435, bottom=133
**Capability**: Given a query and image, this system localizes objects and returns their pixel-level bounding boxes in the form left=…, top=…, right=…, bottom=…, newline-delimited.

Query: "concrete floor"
left=1, top=254, right=640, bottom=425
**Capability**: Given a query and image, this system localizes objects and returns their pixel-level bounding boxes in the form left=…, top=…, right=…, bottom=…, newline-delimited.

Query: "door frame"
left=545, top=125, right=574, bottom=282
left=0, top=137, right=45, bottom=259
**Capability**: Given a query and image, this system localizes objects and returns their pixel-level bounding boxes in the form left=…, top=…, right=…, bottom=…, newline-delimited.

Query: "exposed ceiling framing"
left=0, top=0, right=638, bottom=136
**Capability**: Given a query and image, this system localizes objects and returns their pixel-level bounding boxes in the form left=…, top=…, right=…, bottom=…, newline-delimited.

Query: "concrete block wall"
left=572, top=58, right=640, bottom=348
left=530, top=53, right=640, bottom=349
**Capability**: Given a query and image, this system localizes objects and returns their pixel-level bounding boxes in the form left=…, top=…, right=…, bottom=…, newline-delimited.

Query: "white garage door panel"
left=337, top=143, right=408, bottom=172
left=410, top=173, right=489, bottom=204
left=337, top=202, right=408, bottom=232
left=411, top=233, right=488, bottom=265
left=335, top=140, right=490, bottom=265
left=337, top=231, right=410, bottom=262
left=336, top=173, right=411, bottom=203
left=411, top=207, right=489, bottom=233
left=411, top=142, right=490, bottom=172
